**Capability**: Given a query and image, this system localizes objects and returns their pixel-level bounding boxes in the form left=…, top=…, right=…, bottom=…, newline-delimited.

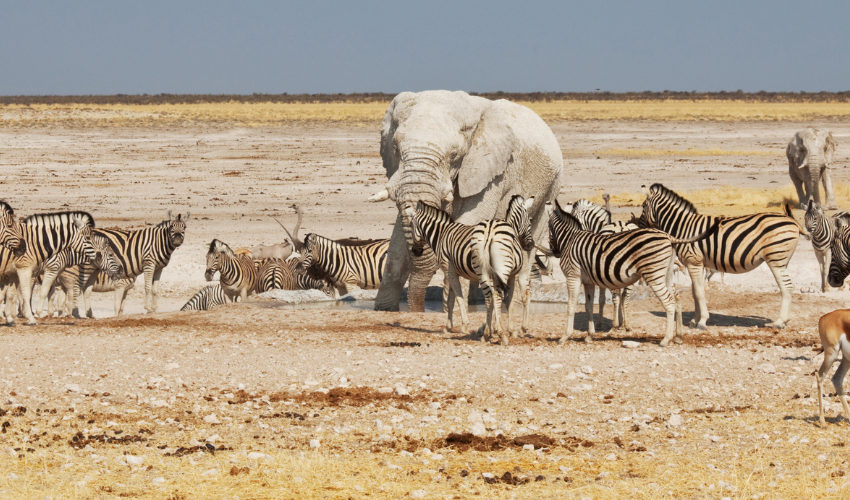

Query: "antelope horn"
left=368, top=189, right=390, bottom=202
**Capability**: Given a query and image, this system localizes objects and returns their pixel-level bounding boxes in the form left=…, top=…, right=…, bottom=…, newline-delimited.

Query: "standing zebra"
left=255, top=257, right=296, bottom=292
left=81, top=211, right=189, bottom=317
left=0, top=211, right=98, bottom=325
left=639, top=183, right=807, bottom=330
left=472, top=195, right=535, bottom=345
left=405, top=201, right=481, bottom=336
left=804, top=200, right=850, bottom=292
left=549, top=199, right=716, bottom=346
left=181, top=285, right=230, bottom=311
left=51, top=265, right=136, bottom=318
left=205, top=239, right=257, bottom=302
left=300, top=235, right=389, bottom=296
left=568, top=199, right=638, bottom=332
left=33, top=233, right=125, bottom=318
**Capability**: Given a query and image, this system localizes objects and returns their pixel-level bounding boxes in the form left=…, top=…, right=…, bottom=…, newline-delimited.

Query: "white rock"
left=622, top=341, right=641, bottom=349
left=136, top=420, right=151, bottom=428
left=395, top=387, right=409, bottom=396
left=201, top=468, right=218, bottom=476
left=470, top=422, right=486, bottom=436
left=565, top=372, right=578, bottom=380
left=467, top=411, right=483, bottom=424
left=203, top=414, right=221, bottom=425
left=523, top=444, right=535, bottom=451
left=248, top=451, right=272, bottom=461
left=709, top=435, right=721, bottom=442
left=237, top=383, right=246, bottom=390
left=377, top=387, right=393, bottom=394
left=581, top=366, right=593, bottom=375
left=759, top=364, right=776, bottom=373
left=64, top=383, right=81, bottom=393
left=309, top=439, right=321, bottom=449
left=605, top=453, right=617, bottom=461
left=152, top=477, right=165, bottom=484
left=410, top=490, right=427, bottom=499
left=125, top=455, right=144, bottom=466
left=206, top=434, right=221, bottom=443
left=549, top=363, right=564, bottom=370
left=667, top=414, right=684, bottom=427
left=165, top=362, right=180, bottom=371
left=482, top=473, right=494, bottom=479
left=429, top=402, right=441, bottom=410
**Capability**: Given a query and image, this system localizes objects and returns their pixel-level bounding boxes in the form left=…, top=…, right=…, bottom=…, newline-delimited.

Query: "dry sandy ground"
left=1, top=121, right=850, bottom=498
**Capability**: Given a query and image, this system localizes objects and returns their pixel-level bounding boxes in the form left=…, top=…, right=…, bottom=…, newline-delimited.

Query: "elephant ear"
left=458, top=105, right=518, bottom=199
left=826, top=131, right=838, bottom=155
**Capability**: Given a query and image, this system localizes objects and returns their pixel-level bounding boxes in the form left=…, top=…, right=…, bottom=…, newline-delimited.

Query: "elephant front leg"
left=821, top=166, right=839, bottom=210
left=789, top=159, right=808, bottom=209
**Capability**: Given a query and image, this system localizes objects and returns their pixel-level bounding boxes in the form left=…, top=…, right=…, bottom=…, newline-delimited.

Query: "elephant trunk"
left=808, top=151, right=822, bottom=206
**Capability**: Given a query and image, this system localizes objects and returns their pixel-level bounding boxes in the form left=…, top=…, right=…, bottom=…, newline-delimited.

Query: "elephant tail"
left=784, top=203, right=811, bottom=239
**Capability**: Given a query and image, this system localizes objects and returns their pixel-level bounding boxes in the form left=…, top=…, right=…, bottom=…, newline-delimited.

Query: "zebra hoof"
left=26, top=319, right=38, bottom=326
left=767, top=321, right=786, bottom=330
left=688, top=319, right=697, bottom=329
left=674, top=336, right=684, bottom=345
left=659, top=338, right=670, bottom=347
left=696, top=324, right=709, bottom=331
left=500, top=336, right=510, bottom=346
left=584, top=336, right=594, bottom=344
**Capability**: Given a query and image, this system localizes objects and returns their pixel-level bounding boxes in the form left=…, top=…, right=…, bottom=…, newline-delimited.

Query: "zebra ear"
left=167, top=210, right=173, bottom=221
left=73, top=216, right=85, bottom=230
left=523, top=197, right=535, bottom=211
left=184, top=212, right=191, bottom=221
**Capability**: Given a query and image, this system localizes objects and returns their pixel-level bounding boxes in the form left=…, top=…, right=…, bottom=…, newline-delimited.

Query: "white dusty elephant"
left=787, top=127, right=838, bottom=210
left=369, top=90, right=563, bottom=312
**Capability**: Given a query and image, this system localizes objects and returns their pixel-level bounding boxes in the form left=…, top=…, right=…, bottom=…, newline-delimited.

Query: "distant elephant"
left=369, top=90, right=563, bottom=312
left=787, top=127, right=838, bottom=210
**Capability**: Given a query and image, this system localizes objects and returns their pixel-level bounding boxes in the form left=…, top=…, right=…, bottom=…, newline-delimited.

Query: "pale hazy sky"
left=2, top=1, right=848, bottom=95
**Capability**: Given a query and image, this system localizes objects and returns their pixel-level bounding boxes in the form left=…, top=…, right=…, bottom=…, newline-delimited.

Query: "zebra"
left=639, top=183, right=807, bottom=330
left=300, top=234, right=390, bottom=296
left=283, top=255, right=335, bottom=296
left=804, top=200, right=850, bottom=292
left=33, top=232, right=126, bottom=318
left=405, top=201, right=482, bottom=336
left=54, top=266, right=137, bottom=317
left=181, top=285, right=230, bottom=311
left=549, top=199, right=717, bottom=346
left=471, top=195, right=536, bottom=345
left=80, top=211, right=189, bottom=317
left=0, top=211, right=98, bottom=325
left=205, top=239, right=257, bottom=302
left=568, top=199, right=638, bottom=332
left=530, top=250, right=554, bottom=282
left=255, top=257, right=296, bottom=292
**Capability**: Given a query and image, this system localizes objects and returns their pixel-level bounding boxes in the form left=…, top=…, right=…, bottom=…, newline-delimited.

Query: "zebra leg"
left=611, top=290, right=622, bottom=330
left=442, top=274, right=455, bottom=334
left=446, top=269, right=470, bottom=336
left=648, top=267, right=679, bottom=347
left=621, top=287, right=633, bottom=332
left=665, top=259, right=684, bottom=344
left=583, top=282, right=597, bottom=343
left=36, top=269, right=61, bottom=318
left=818, top=248, right=831, bottom=293
left=517, top=266, right=533, bottom=336
left=597, top=287, right=606, bottom=329
left=766, top=264, right=793, bottom=329
left=687, top=265, right=709, bottom=330
left=559, top=273, right=583, bottom=345
left=1, top=283, right=15, bottom=325
left=16, top=267, right=37, bottom=325
left=143, top=264, right=156, bottom=313
left=150, top=267, right=164, bottom=313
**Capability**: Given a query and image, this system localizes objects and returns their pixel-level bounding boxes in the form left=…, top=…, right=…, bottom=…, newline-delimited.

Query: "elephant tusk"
left=368, top=189, right=390, bottom=202
left=443, top=191, right=454, bottom=203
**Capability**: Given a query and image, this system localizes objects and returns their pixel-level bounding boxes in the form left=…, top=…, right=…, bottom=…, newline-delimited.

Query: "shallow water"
left=252, top=299, right=578, bottom=314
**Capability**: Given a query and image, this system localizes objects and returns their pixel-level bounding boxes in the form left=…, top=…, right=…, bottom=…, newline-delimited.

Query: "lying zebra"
left=181, top=285, right=230, bottom=311
left=549, top=200, right=716, bottom=346
left=205, top=239, right=257, bottom=302
left=300, top=234, right=390, bottom=296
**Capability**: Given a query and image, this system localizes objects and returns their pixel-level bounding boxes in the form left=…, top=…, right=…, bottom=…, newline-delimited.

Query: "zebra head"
left=91, top=234, right=125, bottom=281
left=569, top=199, right=610, bottom=232
left=828, top=226, right=850, bottom=288
left=0, top=201, right=24, bottom=256
left=403, top=202, right=427, bottom=257
left=804, top=198, right=825, bottom=234
left=165, top=211, right=190, bottom=247
left=639, top=183, right=698, bottom=230
left=506, top=195, right=535, bottom=252
left=205, top=238, right=231, bottom=281
left=68, top=217, right=98, bottom=263
left=301, top=234, right=318, bottom=268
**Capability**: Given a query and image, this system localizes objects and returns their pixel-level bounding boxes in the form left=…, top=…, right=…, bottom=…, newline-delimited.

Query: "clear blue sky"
left=2, top=1, right=848, bottom=95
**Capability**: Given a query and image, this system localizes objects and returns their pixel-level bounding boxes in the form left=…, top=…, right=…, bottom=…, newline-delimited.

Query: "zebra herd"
left=0, top=201, right=190, bottom=325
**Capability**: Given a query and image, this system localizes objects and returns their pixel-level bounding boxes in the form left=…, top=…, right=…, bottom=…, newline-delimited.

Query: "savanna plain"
left=2, top=101, right=850, bottom=499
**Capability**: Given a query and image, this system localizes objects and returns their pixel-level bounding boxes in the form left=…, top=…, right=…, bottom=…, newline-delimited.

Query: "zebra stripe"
left=550, top=199, right=706, bottom=346
left=805, top=201, right=850, bottom=292
left=284, top=256, right=333, bottom=295
left=55, top=265, right=136, bottom=317
left=255, top=257, right=296, bottom=292
left=181, top=285, right=230, bottom=311
left=0, top=211, right=97, bottom=325
left=301, top=234, right=389, bottom=295
left=205, top=239, right=257, bottom=301
left=82, top=212, right=189, bottom=316
left=639, top=183, right=805, bottom=329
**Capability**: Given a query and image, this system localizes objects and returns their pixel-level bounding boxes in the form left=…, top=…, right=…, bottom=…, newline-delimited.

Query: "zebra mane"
left=648, top=184, right=699, bottom=215
left=570, top=199, right=610, bottom=231
left=0, top=201, right=13, bottom=215
left=552, top=200, right=583, bottom=231
left=334, top=237, right=382, bottom=247
left=209, top=239, right=234, bottom=257
left=21, top=211, right=95, bottom=228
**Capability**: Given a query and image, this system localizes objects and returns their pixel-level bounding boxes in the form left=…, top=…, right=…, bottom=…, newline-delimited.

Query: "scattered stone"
left=125, top=455, right=144, bottom=466
left=667, top=414, right=684, bottom=427
left=394, top=387, right=409, bottom=396
left=152, top=477, right=165, bottom=485
left=206, top=434, right=221, bottom=443
left=377, top=387, right=393, bottom=394
left=309, top=439, right=321, bottom=449
left=549, top=363, right=563, bottom=370
left=523, top=444, right=535, bottom=451
left=709, top=435, right=721, bottom=442
left=471, top=422, right=486, bottom=436
left=248, top=451, right=272, bottom=461
left=201, top=468, right=218, bottom=476
left=165, top=362, right=179, bottom=371
left=622, top=341, right=640, bottom=349
left=410, top=490, right=427, bottom=498
left=581, top=366, right=593, bottom=375
left=64, top=383, right=81, bottom=393
left=605, top=453, right=617, bottom=461
left=467, top=412, right=483, bottom=424
left=758, top=364, right=776, bottom=374
left=204, top=414, right=221, bottom=425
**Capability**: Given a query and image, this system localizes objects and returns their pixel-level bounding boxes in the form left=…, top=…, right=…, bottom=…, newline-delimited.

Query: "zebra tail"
left=784, top=203, right=811, bottom=239
left=474, top=230, right=506, bottom=294
left=668, top=219, right=721, bottom=245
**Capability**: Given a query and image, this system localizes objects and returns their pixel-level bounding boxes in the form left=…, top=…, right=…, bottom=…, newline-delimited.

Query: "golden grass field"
left=3, top=100, right=850, bottom=127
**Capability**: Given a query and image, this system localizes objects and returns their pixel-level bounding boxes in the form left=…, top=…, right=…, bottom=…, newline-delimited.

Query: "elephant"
left=787, top=127, right=838, bottom=210
left=369, top=90, right=563, bottom=313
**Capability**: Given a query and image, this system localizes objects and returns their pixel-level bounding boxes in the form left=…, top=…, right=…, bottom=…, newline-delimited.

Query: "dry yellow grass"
left=585, top=184, right=845, bottom=217
left=594, top=147, right=781, bottom=157
left=2, top=100, right=850, bottom=128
